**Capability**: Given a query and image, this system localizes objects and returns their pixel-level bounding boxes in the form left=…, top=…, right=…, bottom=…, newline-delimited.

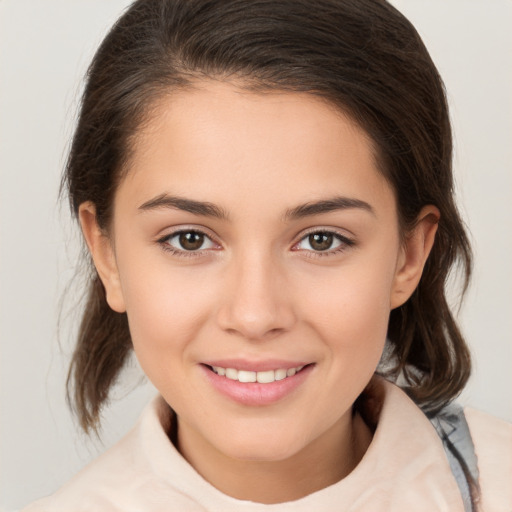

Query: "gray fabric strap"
left=427, top=402, right=479, bottom=512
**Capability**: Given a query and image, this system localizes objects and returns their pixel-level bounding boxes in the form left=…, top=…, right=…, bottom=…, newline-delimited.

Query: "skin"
left=80, top=81, right=438, bottom=504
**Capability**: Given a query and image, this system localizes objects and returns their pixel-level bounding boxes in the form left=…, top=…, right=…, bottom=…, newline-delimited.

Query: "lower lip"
left=201, top=364, right=314, bottom=406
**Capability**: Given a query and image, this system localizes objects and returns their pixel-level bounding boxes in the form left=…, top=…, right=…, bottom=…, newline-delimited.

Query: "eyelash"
left=291, top=229, right=355, bottom=258
left=157, top=229, right=220, bottom=258
left=157, top=228, right=355, bottom=258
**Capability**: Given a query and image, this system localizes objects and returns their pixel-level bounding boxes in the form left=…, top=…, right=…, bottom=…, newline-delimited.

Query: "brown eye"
left=179, top=231, right=205, bottom=250
left=294, top=230, right=352, bottom=254
left=308, top=232, right=334, bottom=251
left=162, top=230, right=217, bottom=253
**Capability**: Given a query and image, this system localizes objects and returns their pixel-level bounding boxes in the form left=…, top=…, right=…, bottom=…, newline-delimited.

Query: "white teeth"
left=210, top=364, right=307, bottom=383
left=238, top=370, right=257, bottom=383
left=225, top=368, right=238, bottom=380
left=275, top=369, right=287, bottom=381
left=256, top=370, right=275, bottom=383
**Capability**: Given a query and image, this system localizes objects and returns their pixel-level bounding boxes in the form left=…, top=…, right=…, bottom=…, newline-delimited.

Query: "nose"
left=216, top=250, right=296, bottom=341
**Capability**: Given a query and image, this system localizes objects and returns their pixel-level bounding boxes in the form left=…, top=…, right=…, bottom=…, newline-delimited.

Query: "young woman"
left=21, top=0, right=511, bottom=510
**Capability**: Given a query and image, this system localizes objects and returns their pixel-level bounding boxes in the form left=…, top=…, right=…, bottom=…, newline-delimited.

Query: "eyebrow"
left=138, top=193, right=374, bottom=221
left=138, top=194, right=229, bottom=220
left=284, top=196, right=375, bottom=220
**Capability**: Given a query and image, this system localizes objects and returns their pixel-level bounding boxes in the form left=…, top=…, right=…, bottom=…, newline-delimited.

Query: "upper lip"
left=201, top=359, right=311, bottom=372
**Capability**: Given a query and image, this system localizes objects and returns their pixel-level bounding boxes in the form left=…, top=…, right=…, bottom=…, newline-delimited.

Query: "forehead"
left=117, top=81, right=395, bottom=218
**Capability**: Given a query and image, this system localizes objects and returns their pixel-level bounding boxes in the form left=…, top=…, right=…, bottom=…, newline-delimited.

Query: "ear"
left=390, top=205, right=440, bottom=309
left=79, top=201, right=126, bottom=313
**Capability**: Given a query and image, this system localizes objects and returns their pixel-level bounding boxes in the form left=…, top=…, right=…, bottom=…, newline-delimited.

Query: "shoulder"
left=22, top=428, right=148, bottom=511
left=464, top=407, right=512, bottom=512
left=20, top=396, right=202, bottom=512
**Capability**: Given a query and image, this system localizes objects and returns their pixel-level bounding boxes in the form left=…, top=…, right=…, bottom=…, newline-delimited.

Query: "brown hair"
left=64, top=0, right=472, bottom=433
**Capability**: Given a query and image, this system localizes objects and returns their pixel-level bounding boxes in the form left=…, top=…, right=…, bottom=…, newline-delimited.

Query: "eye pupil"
left=309, top=232, right=333, bottom=251
left=179, top=232, right=204, bottom=250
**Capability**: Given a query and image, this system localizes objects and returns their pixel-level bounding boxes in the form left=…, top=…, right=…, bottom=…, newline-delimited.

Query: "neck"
left=176, top=411, right=372, bottom=504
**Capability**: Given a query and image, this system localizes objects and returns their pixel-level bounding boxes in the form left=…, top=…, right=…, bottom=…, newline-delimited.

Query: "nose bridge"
left=218, top=245, right=295, bottom=340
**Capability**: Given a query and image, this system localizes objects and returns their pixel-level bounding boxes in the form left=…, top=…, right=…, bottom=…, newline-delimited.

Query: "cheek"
left=301, top=254, right=397, bottom=365
left=115, top=253, right=217, bottom=375
left=289, top=263, right=395, bottom=439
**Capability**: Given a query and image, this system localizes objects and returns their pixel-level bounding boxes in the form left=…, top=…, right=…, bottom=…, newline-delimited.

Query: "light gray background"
left=1, top=1, right=511, bottom=509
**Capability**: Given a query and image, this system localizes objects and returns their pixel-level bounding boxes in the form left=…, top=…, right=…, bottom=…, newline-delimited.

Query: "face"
left=83, top=81, right=433, bottom=471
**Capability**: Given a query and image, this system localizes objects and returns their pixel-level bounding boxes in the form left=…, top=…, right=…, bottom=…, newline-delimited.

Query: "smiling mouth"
left=205, top=364, right=310, bottom=384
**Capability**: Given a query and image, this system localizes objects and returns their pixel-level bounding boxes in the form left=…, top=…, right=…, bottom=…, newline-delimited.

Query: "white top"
left=23, top=377, right=512, bottom=511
